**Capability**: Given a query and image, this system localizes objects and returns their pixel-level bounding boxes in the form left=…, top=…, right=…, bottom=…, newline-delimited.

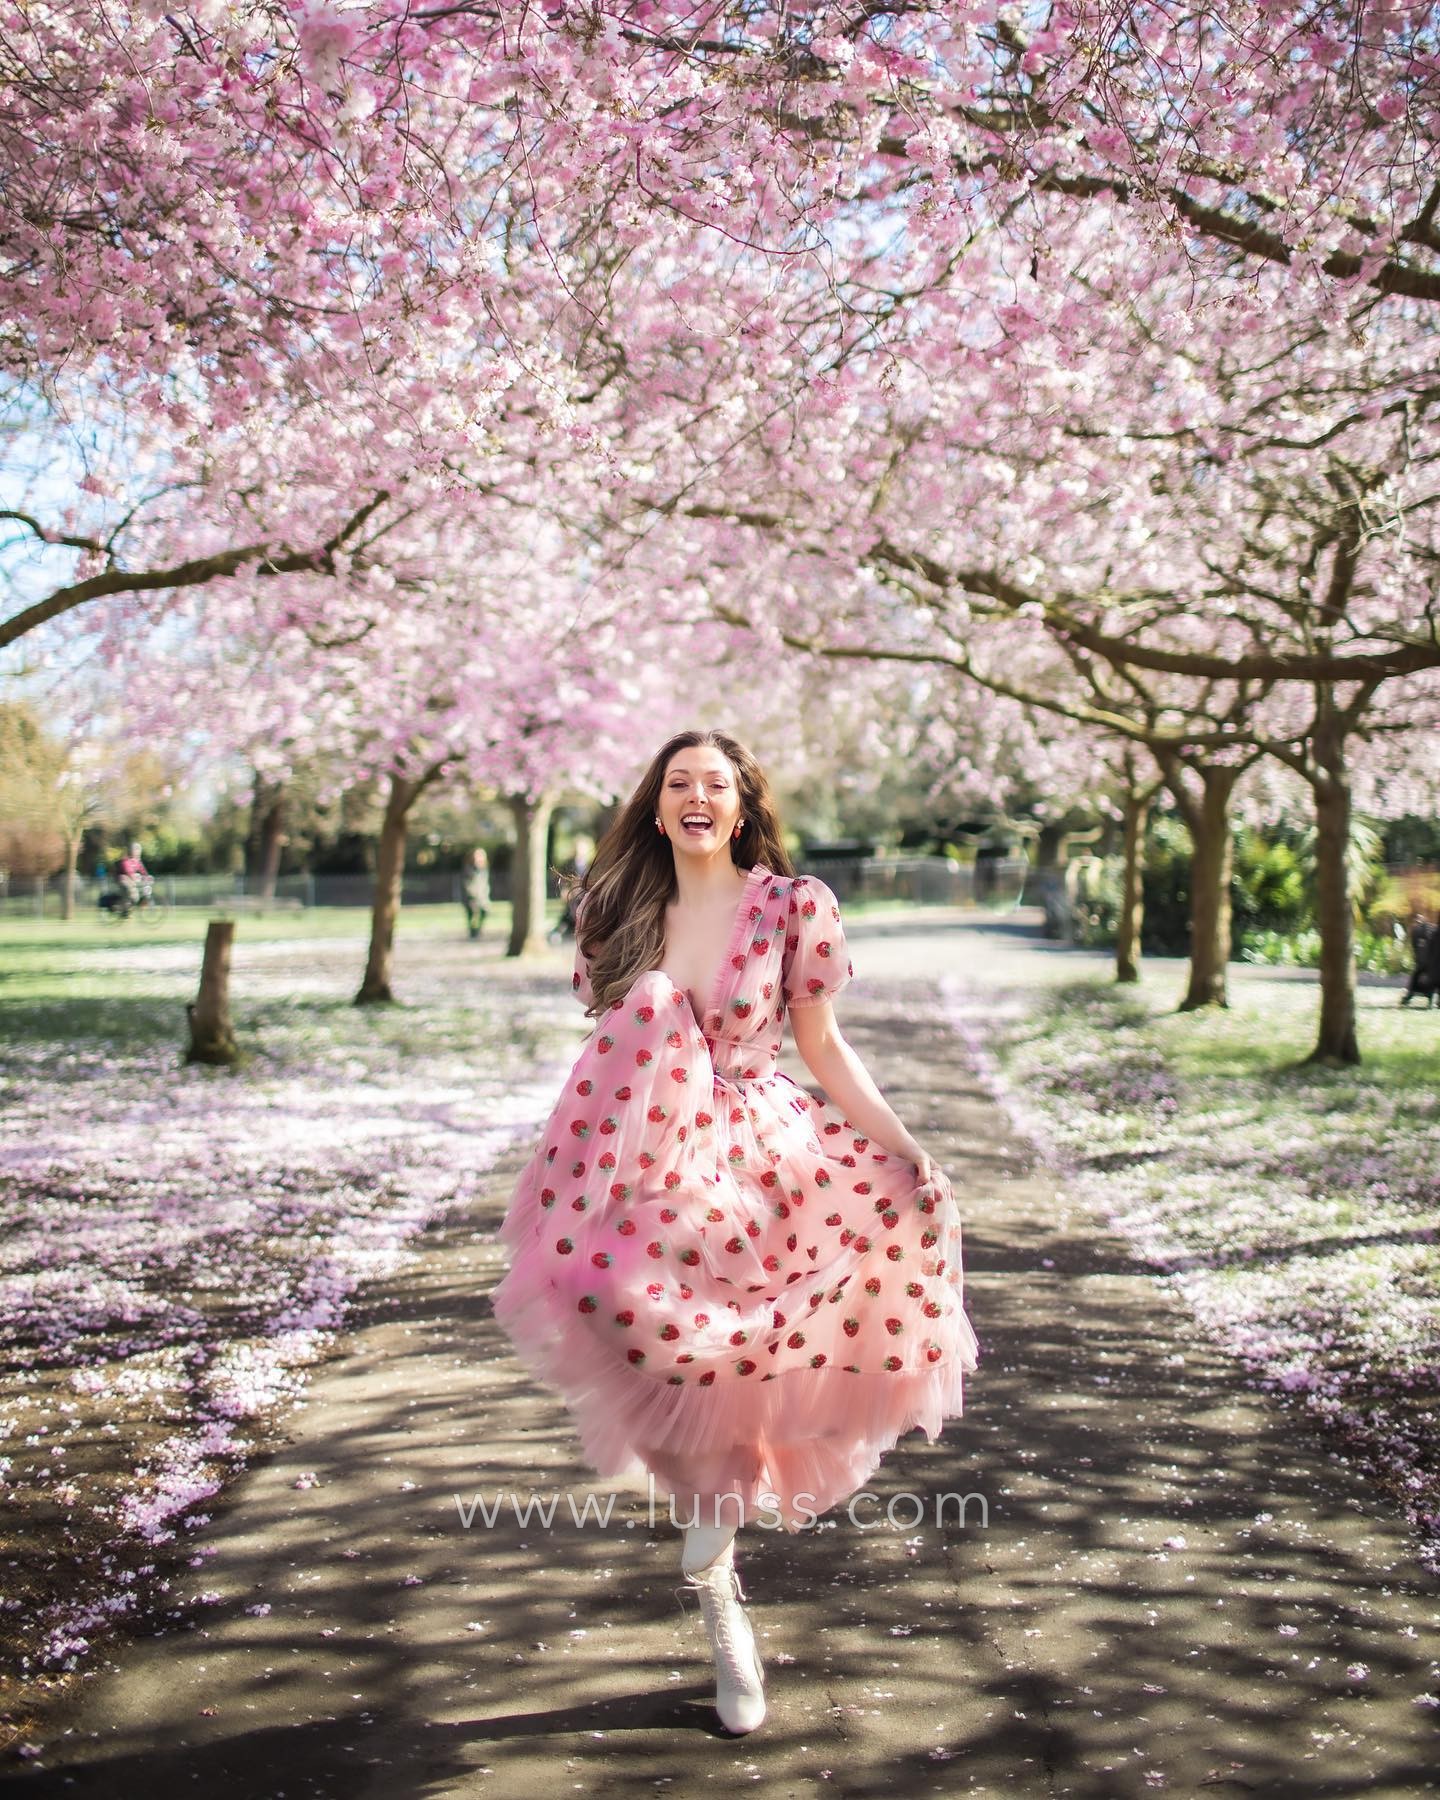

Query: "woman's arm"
left=787, top=997, right=940, bottom=1186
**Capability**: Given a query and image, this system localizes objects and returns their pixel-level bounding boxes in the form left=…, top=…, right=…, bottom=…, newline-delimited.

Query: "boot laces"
left=683, top=1564, right=759, bottom=1686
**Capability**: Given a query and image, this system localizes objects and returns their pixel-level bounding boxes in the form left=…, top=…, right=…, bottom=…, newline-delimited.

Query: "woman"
left=491, top=729, right=979, bottom=1735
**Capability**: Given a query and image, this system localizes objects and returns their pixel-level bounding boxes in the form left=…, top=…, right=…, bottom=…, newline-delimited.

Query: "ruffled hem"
left=491, top=1230, right=979, bottom=1530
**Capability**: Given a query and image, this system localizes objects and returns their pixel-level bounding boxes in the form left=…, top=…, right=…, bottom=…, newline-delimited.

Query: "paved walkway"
left=11, top=916, right=1439, bottom=1797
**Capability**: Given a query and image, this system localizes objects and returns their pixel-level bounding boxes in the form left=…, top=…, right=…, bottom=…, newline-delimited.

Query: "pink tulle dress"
left=491, top=863, right=980, bottom=1528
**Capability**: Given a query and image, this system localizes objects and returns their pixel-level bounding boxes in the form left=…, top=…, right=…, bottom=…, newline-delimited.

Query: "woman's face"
left=657, top=745, right=743, bottom=859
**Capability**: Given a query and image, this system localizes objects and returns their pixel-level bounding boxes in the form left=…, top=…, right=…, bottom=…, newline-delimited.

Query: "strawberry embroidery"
left=514, top=871, right=969, bottom=1407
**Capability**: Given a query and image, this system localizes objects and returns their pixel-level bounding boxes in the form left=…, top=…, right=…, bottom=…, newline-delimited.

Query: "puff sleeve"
left=782, top=874, right=854, bottom=1008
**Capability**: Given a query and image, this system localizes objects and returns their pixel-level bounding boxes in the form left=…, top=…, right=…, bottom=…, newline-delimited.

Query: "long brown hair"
left=568, top=729, right=795, bottom=1018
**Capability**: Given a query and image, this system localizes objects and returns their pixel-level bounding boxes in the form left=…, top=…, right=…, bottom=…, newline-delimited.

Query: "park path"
left=10, top=913, right=1439, bottom=1799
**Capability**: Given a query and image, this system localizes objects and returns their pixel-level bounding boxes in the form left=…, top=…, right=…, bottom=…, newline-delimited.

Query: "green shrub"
left=1240, top=927, right=1410, bottom=974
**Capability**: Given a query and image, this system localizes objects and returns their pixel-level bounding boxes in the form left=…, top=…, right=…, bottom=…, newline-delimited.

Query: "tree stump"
left=187, top=919, right=240, bottom=1065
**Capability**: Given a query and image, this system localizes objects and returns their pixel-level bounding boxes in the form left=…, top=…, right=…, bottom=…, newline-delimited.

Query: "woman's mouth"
left=681, top=815, right=714, bottom=836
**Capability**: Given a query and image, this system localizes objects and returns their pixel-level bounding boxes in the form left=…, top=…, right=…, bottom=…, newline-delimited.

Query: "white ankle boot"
left=684, top=1559, right=766, bottom=1734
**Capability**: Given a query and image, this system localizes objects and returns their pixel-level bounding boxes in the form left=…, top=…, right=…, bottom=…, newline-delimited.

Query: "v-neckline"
left=663, top=863, right=766, bottom=1032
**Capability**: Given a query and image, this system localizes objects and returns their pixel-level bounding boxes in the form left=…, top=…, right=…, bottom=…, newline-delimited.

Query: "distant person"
left=462, top=847, right=490, bottom=940
left=116, top=842, right=150, bottom=908
left=553, top=834, right=596, bottom=941
left=1400, top=909, right=1437, bottom=1007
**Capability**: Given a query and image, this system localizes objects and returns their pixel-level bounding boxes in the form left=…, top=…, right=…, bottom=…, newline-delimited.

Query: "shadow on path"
left=8, top=947, right=1438, bottom=1799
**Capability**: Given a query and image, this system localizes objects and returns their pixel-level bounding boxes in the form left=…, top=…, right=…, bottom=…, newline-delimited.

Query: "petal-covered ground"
left=0, top=920, right=583, bottom=1714
left=943, top=959, right=1440, bottom=1575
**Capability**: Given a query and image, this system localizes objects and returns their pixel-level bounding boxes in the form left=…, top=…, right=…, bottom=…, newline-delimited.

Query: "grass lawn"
left=950, top=964, right=1440, bottom=1575
left=0, top=908, right=585, bottom=1747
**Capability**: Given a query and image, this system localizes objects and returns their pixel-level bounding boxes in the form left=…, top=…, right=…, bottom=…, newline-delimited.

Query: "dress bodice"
left=573, top=864, right=853, bottom=1083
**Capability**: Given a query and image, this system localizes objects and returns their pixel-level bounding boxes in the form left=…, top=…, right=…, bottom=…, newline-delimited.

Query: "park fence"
left=0, top=856, right=1034, bottom=920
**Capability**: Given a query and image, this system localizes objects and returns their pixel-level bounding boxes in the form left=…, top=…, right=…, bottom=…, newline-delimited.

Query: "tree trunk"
left=507, top=790, right=554, bottom=958
left=1115, top=772, right=1155, bottom=985
left=1177, top=766, right=1239, bottom=1011
left=356, top=773, right=415, bottom=1005
left=61, top=833, right=79, bottom=921
left=1307, top=703, right=1360, bottom=1066
left=247, top=777, right=286, bottom=903
left=257, top=789, right=285, bottom=902
left=187, top=920, right=239, bottom=1065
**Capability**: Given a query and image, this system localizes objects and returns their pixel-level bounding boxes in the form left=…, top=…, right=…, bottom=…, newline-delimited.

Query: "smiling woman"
left=489, top=727, right=979, bottom=1738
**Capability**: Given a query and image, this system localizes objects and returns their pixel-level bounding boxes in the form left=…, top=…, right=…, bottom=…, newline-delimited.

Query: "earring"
left=655, top=816, right=666, bottom=835
left=733, top=820, right=743, bottom=839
